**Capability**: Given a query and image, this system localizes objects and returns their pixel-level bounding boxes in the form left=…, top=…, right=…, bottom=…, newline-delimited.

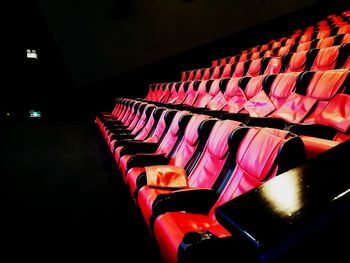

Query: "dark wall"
left=3, top=0, right=349, bottom=120
left=3, top=1, right=74, bottom=120
left=94, top=0, right=350, bottom=112
left=36, top=0, right=317, bottom=87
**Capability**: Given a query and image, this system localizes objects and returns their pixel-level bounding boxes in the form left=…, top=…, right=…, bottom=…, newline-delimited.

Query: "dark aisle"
left=0, top=119, right=162, bottom=262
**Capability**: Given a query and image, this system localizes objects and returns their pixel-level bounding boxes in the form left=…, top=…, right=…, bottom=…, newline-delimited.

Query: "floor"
left=1, top=118, right=163, bottom=262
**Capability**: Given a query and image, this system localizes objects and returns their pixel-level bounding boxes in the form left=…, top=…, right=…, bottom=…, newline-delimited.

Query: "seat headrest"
left=315, top=93, right=350, bottom=133
left=170, top=112, right=189, bottom=135
left=236, top=128, right=291, bottom=182
left=184, top=115, right=210, bottom=146
left=307, top=69, right=348, bottom=100
left=313, top=46, right=340, bottom=69
left=244, top=75, right=265, bottom=99
left=270, top=72, right=298, bottom=99
left=288, top=51, right=308, bottom=71
left=207, top=120, right=242, bottom=160
left=225, top=77, right=241, bottom=97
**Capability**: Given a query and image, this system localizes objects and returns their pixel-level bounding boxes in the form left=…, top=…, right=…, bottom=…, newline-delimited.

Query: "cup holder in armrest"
left=180, top=231, right=217, bottom=247
left=182, top=232, right=205, bottom=245
left=178, top=231, right=220, bottom=262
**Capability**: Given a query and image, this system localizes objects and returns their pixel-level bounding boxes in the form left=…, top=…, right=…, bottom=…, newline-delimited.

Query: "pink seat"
left=153, top=127, right=306, bottom=263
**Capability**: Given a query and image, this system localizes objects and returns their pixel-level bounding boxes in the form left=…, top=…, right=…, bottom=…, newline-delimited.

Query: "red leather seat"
left=153, top=127, right=306, bottom=263
left=110, top=107, right=173, bottom=154
left=121, top=114, right=215, bottom=195
left=282, top=50, right=309, bottom=73
left=115, top=110, right=190, bottom=177
left=102, top=101, right=147, bottom=141
left=138, top=120, right=242, bottom=228
left=219, top=64, right=233, bottom=78
left=108, top=105, right=160, bottom=150
left=309, top=44, right=349, bottom=71
left=271, top=69, right=349, bottom=124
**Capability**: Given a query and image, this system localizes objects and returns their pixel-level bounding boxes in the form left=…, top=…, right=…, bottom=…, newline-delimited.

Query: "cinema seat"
left=153, top=127, right=306, bottom=263
left=123, top=115, right=214, bottom=196
left=137, top=120, right=242, bottom=229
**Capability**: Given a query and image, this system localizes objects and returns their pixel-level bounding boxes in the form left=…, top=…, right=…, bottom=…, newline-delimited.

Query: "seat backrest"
left=275, top=45, right=291, bottom=57
left=144, top=85, right=154, bottom=100
left=269, top=72, right=300, bottom=109
left=210, top=66, right=221, bottom=80
left=160, top=83, right=171, bottom=102
left=263, top=57, right=282, bottom=75
left=135, top=107, right=165, bottom=140
left=220, top=64, right=233, bottom=78
left=166, top=82, right=179, bottom=103
left=181, top=71, right=187, bottom=82
left=315, top=93, right=350, bottom=135
left=271, top=70, right=349, bottom=124
left=182, top=81, right=200, bottom=106
left=143, top=109, right=177, bottom=144
left=338, top=24, right=350, bottom=35
left=202, top=67, right=211, bottom=80
left=310, top=45, right=341, bottom=71
left=219, top=57, right=228, bottom=66
left=194, top=69, right=202, bottom=80
left=232, top=61, right=245, bottom=78
left=341, top=33, right=350, bottom=44
left=132, top=105, right=157, bottom=136
left=156, top=111, right=191, bottom=156
left=192, top=81, right=212, bottom=108
left=295, top=41, right=312, bottom=53
left=316, top=36, right=335, bottom=49
left=228, top=56, right=236, bottom=64
left=314, top=29, right=330, bottom=39
left=187, top=120, right=243, bottom=188
left=127, top=103, right=148, bottom=131
left=169, top=115, right=215, bottom=174
left=243, top=75, right=266, bottom=100
left=121, top=101, right=140, bottom=126
left=282, top=50, right=309, bottom=73
left=238, top=53, right=248, bottom=62
left=245, top=58, right=263, bottom=77
left=173, top=82, right=188, bottom=104
left=209, top=127, right=306, bottom=219
left=302, top=69, right=349, bottom=123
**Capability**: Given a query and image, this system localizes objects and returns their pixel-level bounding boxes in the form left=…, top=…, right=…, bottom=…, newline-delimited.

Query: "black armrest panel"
left=201, top=110, right=226, bottom=118
left=152, top=188, right=217, bottom=217
left=286, top=123, right=337, bottom=140
left=126, top=154, right=170, bottom=170
left=247, top=117, right=287, bottom=129
left=221, top=113, right=250, bottom=123
left=110, top=133, right=136, bottom=142
left=119, top=141, right=158, bottom=156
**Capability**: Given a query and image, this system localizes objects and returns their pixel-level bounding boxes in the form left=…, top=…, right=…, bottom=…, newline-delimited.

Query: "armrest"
left=286, top=123, right=337, bottom=140
left=246, top=117, right=287, bottom=129
left=188, top=107, right=207, bottom=114
left=119, top=142, right=158, bottom=156
left=107, top=128, right=131, bottom=136
left=126, top=154, right=170, bottom=170
left=178, top=232, right=258, bottom=263
left=110, top=133, right=136, bottom=142
left=201, top=110, right=226, bottom=118
left=152, top=188, right=217, bottom=217
left=103, top=121, right=123, bottom=127
left=135, top=172, right=147, bottom=193
left=106, top=124, right=128, bottom=130
left=106, top=127, right=130, bottom=135
left=221, top=113, right=250, bottom=123
left=172, top=104, right=191, bottom=110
